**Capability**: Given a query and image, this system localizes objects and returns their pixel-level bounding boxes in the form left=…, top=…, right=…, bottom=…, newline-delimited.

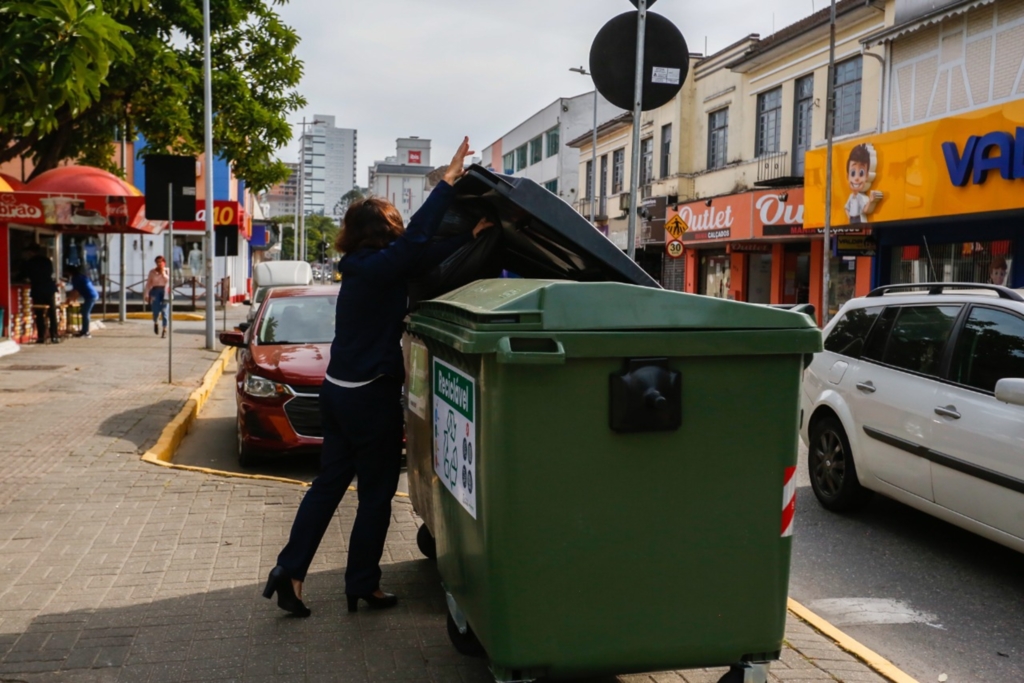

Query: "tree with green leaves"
left=0, top=0, right=305, bottom=191
left=272, top=213, right=338, bottom=263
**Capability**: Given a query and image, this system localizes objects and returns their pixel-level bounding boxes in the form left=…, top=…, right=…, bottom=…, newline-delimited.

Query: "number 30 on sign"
left=665, top=239, right=684, bottom=259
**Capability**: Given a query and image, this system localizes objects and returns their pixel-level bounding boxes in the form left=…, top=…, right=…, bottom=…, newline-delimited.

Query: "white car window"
left=871, top=305, right=961, bottom=377
left=948, top=306, right=1024, bottom=393
left=823, top=306, right=884, bottom=358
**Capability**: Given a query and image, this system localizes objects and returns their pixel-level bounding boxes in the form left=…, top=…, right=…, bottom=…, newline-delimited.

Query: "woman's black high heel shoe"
left=262, top=566, right=311, bottom=617
left=347, top=591, right=398, bottom=613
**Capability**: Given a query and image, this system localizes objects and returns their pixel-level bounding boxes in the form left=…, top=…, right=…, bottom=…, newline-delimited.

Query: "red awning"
left=0, top=166, right=162, bottom=234
left=27, top=166, right=143, bottom=197
left=0, top=174, right=25, bottom=191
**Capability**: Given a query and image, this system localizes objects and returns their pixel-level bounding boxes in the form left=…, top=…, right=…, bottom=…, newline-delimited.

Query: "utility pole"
left=297, top=117, right=307, bottom=263
left=822, top=0, right=837, bottom=326
left=202, top=0, right=215, bottom=349
left=119, top=126, right=127, bottom=323
left=570, top=67, right=600, bottom=225
left=626, top=0, right=647, bottom=261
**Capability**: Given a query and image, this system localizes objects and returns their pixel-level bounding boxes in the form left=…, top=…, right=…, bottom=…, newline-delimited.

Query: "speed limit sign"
left=665, top=239, right=684, bottom=259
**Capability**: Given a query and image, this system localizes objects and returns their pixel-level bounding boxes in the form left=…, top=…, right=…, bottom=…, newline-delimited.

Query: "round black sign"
left=590, top=11, right=689, bottom=112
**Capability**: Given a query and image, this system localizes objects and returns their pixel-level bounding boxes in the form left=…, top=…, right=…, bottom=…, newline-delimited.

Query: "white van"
left=245, top=261, right=314, bottom=325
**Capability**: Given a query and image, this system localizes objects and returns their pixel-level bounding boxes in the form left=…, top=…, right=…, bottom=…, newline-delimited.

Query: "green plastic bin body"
left=403, top=279, right=822, bottom=681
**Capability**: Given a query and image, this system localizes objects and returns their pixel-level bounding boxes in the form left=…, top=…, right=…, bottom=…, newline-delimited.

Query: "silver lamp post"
left=822, top=0, right=837, bottom=326
left=570, top=67, right=599, bottom=225
left=202, top=0, right=215, bottom=350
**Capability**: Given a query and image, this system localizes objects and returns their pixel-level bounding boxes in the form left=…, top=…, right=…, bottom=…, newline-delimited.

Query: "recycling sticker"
left=433, top=359, right=477, bottom=519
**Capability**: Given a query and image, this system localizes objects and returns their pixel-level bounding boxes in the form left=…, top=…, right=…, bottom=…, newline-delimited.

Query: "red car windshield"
left=257, top=295, right=337, bottom=345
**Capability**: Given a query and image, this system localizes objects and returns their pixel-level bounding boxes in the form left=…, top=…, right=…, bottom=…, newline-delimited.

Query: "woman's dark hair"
left=66, top=265, right=81, bottom=277
left=335, top=198, right=405, bottom=253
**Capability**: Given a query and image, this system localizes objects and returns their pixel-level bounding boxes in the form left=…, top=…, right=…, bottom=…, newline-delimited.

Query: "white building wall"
left=396, top=137, right=431, bottom=166
left=886, top=0, right=1024, bottom=130
left=101, top=233, right=251, bottom=302
left=304, top=115, right=357, bottom=220
left=481, top=92, right=623, bottom=203
left=369, top=174, right=429, bottom=225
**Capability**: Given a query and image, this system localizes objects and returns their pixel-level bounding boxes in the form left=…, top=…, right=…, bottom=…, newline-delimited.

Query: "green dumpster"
left=404, top=278, right=822, bottom=682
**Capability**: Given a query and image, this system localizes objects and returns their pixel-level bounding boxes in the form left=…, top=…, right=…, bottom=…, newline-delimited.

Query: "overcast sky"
left=275, top=0, right=822, bottom=186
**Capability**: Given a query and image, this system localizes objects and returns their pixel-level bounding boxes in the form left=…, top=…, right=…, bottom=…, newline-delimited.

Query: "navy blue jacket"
left=326, top=181, right=471, bottom=383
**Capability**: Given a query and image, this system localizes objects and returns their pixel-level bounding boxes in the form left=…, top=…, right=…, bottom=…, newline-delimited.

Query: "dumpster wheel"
left=416, top=524, right=437, bottom=560
left=447, top=613, right=486, bottom=657
left=716, top=662, right=770, bottom=683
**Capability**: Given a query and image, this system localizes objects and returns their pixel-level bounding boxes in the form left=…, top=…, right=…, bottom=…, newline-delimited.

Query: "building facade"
left=262, top=162, right=298, bottom=219
left=805, top=0, right=1024, bottom=298
left=368, top=138, right=435, bottom=225
left=480, top=92, right=622, bottom=205
left=568, top=1, right=889, bottom=323
left=300, top=115, right=357, bottom=221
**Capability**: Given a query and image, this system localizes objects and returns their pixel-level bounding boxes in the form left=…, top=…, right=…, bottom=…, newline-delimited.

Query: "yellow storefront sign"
left=804, top=100, right=1024, bottom=229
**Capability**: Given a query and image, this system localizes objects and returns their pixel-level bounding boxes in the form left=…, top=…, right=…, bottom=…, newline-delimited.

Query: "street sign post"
left=665, top=240, right=684, bottom=259
left=590, top=3, right=688, bottom=261
left=664, top=214, right=689, bottom=241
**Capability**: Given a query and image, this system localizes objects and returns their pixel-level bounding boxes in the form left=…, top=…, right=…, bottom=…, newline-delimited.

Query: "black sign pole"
left=626, top=0, right=647, bottom=260
left=168, top=183, right=174, bottom=384
left=222, top=234, right=228, bottom=333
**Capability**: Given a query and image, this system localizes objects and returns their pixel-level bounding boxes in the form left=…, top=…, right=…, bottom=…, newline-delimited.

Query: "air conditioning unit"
left=619, top=192, right=631, bottom=211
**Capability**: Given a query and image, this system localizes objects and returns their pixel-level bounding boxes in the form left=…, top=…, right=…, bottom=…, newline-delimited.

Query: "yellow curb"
left=98, top=312, right=207, bottom=321
left=139, top=347, right=410, bottom=497
left=787, top=598, right=920, bottom=683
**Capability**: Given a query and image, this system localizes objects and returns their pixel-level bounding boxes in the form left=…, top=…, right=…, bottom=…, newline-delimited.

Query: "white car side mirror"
left=994, top=378, right=1024, bottom=406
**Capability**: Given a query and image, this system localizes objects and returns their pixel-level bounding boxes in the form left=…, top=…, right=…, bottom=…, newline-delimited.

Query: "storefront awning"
left=0, top=166, right=163, bottom=234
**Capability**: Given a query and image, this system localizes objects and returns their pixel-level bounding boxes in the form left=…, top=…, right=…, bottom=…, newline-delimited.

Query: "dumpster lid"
left=448, top=165, right=659, bottom=288
left=414, top=279, right=819, bottom=332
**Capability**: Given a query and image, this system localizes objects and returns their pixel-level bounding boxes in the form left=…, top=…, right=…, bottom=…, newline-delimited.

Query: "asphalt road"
left=175, top=366, right=1022, bottom=683
left=173, top=357, right=409, bottom=490
left=791, top=441, right=1024, bottom=683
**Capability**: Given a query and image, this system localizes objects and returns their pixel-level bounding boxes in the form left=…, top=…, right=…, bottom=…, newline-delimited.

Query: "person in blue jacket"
left=264, top=137, right=492, bottom=617
left=66, top=266, right=99, bottom=338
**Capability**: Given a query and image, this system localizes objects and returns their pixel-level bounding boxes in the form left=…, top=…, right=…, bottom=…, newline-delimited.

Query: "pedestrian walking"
left=143, top=256, right=170, bottom=337
left=66, top=266, right=98, bottom=338
left=20, top=244, right=60, bottom=344
left=264, top=137, right=492, bottom=617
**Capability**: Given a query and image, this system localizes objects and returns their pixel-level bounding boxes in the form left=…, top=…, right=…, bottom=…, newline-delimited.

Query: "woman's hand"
left=443, top=137, right=474, bottom=186
left=472, top=218, right=494, bottom=239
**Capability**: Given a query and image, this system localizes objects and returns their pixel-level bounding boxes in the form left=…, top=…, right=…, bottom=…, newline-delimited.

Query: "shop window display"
left=890, top=240, right=1013, bottom=287
left=699, top=251, right=731, bottom=299
left=829, top=256, right=858, bottom=318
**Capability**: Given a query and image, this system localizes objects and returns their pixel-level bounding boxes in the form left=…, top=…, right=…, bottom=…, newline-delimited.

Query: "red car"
left=219, top=286, right=336, bottom=466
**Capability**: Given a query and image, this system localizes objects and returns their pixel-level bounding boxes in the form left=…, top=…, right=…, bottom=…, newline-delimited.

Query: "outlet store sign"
left=804, top=100, right=1024, bottom=229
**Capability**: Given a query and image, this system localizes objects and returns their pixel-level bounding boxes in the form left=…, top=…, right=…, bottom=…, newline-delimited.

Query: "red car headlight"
left=244, top=373, right=293, bottom=399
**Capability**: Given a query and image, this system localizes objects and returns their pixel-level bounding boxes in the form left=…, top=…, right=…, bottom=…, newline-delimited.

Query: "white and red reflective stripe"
left=781, top=466, right=796, bottom=537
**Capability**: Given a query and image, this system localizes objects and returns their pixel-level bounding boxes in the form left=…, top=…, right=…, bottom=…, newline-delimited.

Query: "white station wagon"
left=800, top=283, right=1024, bottom=553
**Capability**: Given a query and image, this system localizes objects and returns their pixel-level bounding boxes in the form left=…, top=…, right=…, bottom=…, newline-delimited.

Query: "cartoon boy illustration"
left=844, top=143, right=883, bottom=224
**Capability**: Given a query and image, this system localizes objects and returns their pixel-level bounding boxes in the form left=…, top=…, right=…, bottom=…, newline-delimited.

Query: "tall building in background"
left=263, top=162, right=298, bottom=218
left=368, top=137, right=434, bottom=225
left=300, top=115, right=357, bottom=221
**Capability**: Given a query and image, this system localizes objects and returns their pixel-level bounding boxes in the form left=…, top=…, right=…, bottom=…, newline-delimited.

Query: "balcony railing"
left=755, top=150, right=793, bottom=186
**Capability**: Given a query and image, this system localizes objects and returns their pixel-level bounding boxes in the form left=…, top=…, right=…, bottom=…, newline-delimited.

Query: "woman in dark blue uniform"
left=264, top=138, right=491, bottom=617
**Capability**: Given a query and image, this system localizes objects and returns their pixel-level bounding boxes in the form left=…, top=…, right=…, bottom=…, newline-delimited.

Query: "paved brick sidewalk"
left=0, top=320, right=889, bottom=683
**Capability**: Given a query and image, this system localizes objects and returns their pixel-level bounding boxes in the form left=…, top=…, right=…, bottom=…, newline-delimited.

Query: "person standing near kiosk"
left=22, top=244, right=60, bottom=344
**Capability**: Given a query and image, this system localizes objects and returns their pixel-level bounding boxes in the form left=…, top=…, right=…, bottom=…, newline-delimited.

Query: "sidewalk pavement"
left=0, top=319, right=891, bottom=683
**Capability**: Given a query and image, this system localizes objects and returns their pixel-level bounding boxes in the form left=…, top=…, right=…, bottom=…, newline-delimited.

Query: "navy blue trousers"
left=276, top=377, right=403, bottom=594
